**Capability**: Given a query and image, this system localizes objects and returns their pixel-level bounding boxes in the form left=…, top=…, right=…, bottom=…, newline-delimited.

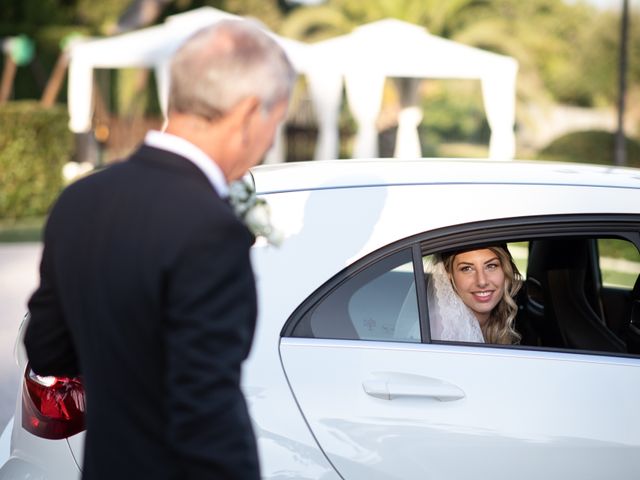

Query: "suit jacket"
left=25, top=145, right=260, bottom=479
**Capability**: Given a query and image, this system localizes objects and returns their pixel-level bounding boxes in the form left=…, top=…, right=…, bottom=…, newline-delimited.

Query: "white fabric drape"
left=306, top=67, right=343, bottom=160
left=394, top=106, right=423, bottom=159
left=154, top=61, right=170, bottom=124
left=482, top=60, right=518, bottom=160
left=393, top=78, right=422, bottom=159
left=344, top=71, right=385, bottom=159
left=67, top=54, right=94, bottom=133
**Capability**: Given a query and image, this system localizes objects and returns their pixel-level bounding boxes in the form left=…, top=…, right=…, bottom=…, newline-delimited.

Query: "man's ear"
left=224, top=96, right=260, bottom=145
left=229, top=96, right=261, bottom=127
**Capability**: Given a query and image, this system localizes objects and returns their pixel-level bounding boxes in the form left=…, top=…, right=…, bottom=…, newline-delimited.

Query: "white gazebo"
left=307, top=19, right=519, bottom=160
left=66, top=7, right=310, bottom=163
left=67, top=11, right=518, bottom=162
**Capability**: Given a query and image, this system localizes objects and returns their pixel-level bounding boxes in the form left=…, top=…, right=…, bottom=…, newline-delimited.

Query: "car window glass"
left=598, top=238, right=640, bottom=289
left=292, top=249, right=421, bottom=342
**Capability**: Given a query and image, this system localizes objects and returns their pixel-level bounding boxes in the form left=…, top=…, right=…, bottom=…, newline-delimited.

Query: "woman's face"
left=451, top=249, right=505, bottom=326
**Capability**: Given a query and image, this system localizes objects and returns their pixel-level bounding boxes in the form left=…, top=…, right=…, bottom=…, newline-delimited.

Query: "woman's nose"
left=475, top=271, right=488, bottom=287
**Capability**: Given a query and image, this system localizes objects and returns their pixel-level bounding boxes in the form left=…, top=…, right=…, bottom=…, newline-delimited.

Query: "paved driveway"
left=0, top=243, right=41, bottom=429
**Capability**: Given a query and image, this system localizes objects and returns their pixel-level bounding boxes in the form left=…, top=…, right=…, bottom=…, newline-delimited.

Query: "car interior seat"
left=526, top=238, right=626, bottom=353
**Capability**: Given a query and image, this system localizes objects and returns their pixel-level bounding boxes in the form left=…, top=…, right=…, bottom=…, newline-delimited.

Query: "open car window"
left=286, top=217, right=640, bottom=358
left=517, top=236, right=639, bottom=355
left=422, top=236, right=639, bottom=356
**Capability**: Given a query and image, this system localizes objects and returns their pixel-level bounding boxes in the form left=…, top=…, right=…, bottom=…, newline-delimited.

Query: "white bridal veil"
left=425, top=257, right=485, bottom=343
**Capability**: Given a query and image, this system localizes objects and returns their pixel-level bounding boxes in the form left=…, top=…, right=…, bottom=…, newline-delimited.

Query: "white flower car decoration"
left=228, top=174, right=283, bottom=247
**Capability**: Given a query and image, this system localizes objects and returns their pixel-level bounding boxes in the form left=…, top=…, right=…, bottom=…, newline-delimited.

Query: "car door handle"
left=362, top=374, right=465, bottom=402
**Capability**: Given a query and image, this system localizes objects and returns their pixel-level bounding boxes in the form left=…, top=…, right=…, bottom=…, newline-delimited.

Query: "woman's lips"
left=472, top=290, right=494, bottom=302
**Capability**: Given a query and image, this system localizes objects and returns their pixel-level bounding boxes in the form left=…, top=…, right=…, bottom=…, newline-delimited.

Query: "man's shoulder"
left=60, top=146, right=198, bottom=195
left=56, top=159, right=130, bottom=200
left=52, top=148, right=232, bottom=224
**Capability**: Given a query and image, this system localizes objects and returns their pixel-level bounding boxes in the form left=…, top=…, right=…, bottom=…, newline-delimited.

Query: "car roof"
left=251, top=158, right=640, bottom=194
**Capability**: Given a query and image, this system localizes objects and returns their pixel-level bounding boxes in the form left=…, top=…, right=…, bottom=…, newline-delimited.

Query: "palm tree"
left=280, top=0, right=490, bottom=41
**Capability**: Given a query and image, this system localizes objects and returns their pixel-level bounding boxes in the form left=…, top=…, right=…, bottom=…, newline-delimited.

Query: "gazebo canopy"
left=67, top=11, right=518, bottom=161
left=67, top=7, right=309, bottom=134
left=307, top=19, right=518, bottom=160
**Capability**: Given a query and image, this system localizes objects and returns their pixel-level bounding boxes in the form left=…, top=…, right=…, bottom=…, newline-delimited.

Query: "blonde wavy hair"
left=441, top=245, right=523, bottom=345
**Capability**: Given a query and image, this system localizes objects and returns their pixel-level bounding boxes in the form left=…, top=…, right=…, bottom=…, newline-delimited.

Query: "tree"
left=279, top=0, right=490, bottom=41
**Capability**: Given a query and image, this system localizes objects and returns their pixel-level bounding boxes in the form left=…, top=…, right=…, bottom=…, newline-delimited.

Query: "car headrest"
left=528, top=239, right=590, bottom=276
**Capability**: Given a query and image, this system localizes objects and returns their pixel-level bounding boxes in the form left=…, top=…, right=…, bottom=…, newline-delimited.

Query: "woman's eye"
left=486, top=263, right=499, bottom=271
left=460, top=266, right=472, bottom=273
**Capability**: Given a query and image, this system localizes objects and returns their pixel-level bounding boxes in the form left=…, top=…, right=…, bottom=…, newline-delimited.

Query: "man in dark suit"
left=24, top=20, right=294, bottom=479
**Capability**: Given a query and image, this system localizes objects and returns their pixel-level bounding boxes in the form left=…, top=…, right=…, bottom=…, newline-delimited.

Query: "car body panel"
left=3, top=411, right=80, bottom=480
left=280, top=338, right=640, bottom=480
left=3, top=159, right=640, bottom=479
left=0, top=457, right=50, bottom=480
left=4, top=325, right=81, bottom=480
left=252, top=180, right=640, bottom=324
left=253, top=159, right=640, bottom=194
left=0, top=420, right=11, bottom=470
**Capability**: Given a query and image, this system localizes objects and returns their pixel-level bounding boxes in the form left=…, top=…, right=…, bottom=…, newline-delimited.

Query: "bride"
left=426, top=245, right=522, bottom=344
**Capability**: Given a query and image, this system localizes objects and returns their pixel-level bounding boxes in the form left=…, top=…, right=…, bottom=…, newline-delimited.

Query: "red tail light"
left=21, top=366, right=86, bottom=439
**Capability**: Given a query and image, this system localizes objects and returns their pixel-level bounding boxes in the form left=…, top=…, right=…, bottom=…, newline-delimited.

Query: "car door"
left=279, top=230, right=640, bottom=480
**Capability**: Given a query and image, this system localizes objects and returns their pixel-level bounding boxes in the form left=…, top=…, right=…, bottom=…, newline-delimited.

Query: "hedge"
left=0, top=101, right=72, bottom=219
left=537, top=130, right=640, bottom=168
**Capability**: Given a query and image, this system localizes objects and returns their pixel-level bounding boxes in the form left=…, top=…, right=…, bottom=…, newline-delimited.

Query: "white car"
left=2, top=158, right=640, bottom=479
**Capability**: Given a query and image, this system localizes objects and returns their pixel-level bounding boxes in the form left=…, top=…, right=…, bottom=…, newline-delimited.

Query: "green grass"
left=0, top=217, right=45, bottom=243
left=599, top=239, right=639, bottom=262
left=602, top=270, right=638, bottom=289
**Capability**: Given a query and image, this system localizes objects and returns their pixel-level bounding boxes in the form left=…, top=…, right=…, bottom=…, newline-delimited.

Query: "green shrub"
left=0, top=101, right=72, bottom=219
left=537, top=130, right=640, bottom=168
left=420, top=80, right=491, bottom=146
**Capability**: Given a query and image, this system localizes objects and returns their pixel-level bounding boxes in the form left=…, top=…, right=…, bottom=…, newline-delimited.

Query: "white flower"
left=228, top=175, right=283, bottom=247
left=265, top=227, right=284, bottom=247
left=245, top=202, right=271, bottom=230
left=228, top=179, right=252, bottom=206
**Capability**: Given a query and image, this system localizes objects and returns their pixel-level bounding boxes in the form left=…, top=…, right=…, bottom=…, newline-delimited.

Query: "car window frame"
left=281, top=213, right=640, bottom=358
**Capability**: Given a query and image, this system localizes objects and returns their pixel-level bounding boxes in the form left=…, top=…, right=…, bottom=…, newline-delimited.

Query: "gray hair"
left=168, top=19, right=296, bottom=120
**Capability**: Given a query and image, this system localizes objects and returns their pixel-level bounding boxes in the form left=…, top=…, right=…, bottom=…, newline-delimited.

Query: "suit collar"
left=131, top=145, right=216, bottom=193
left=143, top=130, right=229, bottom=198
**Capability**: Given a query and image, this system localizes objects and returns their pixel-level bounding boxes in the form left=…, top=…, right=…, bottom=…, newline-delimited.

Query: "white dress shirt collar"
left=144, top=130, right=229, bottom=198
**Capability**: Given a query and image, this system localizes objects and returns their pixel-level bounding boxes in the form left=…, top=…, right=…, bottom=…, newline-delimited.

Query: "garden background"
left=1, top=0, right=639, bottom=237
